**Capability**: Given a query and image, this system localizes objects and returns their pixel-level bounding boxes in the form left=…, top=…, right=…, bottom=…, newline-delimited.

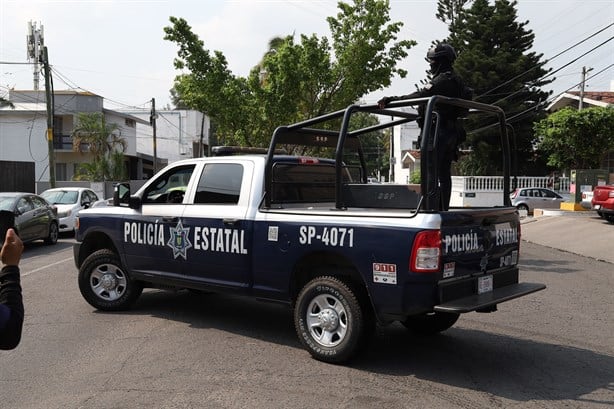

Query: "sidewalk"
left=520, top=210, right=614, bottom=264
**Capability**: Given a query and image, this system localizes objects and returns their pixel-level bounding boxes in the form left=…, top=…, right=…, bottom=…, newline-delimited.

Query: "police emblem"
left=167, top=220, right=192, bottom=260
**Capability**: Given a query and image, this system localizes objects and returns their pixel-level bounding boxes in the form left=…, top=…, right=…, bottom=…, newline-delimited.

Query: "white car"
left=40, top=187, right=101, bottom=233
left=581, top=190, right=593, bottom=210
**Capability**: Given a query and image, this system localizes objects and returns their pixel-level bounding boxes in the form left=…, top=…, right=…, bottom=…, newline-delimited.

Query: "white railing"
left=454, top=176, right=570, bottom=193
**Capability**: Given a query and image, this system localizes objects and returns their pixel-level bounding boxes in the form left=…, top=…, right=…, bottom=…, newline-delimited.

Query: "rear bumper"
left=434, top=282, right=546, bottom=313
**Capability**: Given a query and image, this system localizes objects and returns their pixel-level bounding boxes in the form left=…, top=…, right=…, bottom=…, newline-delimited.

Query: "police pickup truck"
left=73, top=97, right=545, bottom=363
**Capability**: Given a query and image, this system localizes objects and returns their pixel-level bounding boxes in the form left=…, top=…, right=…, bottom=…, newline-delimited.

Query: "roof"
left=547, top=91, right=614, bottom=111
left=0, top=102, right=149, bottom=125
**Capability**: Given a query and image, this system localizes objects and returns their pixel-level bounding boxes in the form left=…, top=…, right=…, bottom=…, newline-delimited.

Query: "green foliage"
left=71, top=112, right=128, bottom=182
left=409, top=170, right=421, bottom=184
left=163, top=0, right=415, bottom=150
left=0, top=97, right=14, bottom=108
left=534, top=107, right=614, bottom=170
left=440, top=0, right=552, bottom=175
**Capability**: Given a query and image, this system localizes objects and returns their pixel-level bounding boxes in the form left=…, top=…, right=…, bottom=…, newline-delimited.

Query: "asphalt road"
left=0, top=230, right=612, bottom=409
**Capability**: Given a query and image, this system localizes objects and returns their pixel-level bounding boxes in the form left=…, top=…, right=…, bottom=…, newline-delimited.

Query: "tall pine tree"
left=438, top=0, right=552, bottom=175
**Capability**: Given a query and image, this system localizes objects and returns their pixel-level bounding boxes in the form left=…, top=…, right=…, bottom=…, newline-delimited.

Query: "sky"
left=1, top=0, right=613, bottom=114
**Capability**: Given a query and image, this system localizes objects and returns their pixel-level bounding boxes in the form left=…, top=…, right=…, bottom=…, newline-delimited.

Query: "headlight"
left=58, top=209, right=72, bottom=218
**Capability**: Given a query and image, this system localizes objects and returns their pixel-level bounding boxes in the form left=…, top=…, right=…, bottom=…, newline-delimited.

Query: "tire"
left=44, top=222, right=59, bottom=245
left=517, top=204, right=529, bottom=213
left=597, top=211, right=604, bottom=219
left=78, top=249, right=143, bottom=311
left=605, top=214, right=614, bottom=224
left=402, top=311, right=459, bottom=335
left=294, top=276, right=373, bottom=364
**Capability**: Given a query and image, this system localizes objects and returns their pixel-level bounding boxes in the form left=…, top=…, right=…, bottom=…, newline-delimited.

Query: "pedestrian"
left=0, top=228, right=25, bottom=350
left=378, top=42, right=471, bottom=210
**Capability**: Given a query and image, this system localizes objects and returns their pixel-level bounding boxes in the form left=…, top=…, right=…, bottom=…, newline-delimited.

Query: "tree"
left=164, top=0, right=415, bottom=149
left=71, top=112, right=127, bottom=181
left=438, top=0, right=552, bottom=175
left=534, top=107, right=614, bottom=170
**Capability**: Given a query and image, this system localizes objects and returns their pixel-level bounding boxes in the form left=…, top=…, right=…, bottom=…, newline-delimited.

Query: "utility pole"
left=26, top=21, right=43, bottom=90
left=389, top=118, right=395, bottom=183
left=579, top=66, right=593, bottom=110
left=150, top=98, right=158, bottom=174
left=42, top=46, right=56, bottom=188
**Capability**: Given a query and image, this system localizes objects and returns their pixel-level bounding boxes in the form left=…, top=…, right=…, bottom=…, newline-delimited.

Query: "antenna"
left=26, top=21, right=44, bottom=90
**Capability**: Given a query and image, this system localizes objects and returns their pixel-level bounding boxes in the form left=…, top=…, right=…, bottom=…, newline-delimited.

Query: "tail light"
left=410, top=230, right=441, bottom=273
left=609, top=191, right=614, bottom=198
left=510, top=189, right=519, bottom=199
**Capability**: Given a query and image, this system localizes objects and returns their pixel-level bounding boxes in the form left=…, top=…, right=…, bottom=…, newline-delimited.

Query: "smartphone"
left=0, top=210, right=16, bottom=245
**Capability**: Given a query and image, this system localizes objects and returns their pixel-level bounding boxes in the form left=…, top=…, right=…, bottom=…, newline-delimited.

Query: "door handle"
left=223, top=218, right=239, bottom=226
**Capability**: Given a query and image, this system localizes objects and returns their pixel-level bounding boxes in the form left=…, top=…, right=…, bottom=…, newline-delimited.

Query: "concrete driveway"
left=520, top=211, right=614, bottom=263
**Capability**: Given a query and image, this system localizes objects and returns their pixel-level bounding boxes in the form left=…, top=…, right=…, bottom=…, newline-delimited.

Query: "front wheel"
left=517, top=204, right=529, bottom=213
left=294, top=276, right=372, bottom=364
left=402, top=311, right=459, bottom=335
left=78, top=249, right=143, bottom=311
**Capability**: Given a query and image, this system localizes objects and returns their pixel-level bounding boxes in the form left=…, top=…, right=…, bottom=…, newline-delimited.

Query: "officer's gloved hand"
left=377, top=97, right=391, bottom=109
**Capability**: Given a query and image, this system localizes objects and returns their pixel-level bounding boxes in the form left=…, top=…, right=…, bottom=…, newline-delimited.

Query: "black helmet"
left=426, top=43, right=457, bottom=63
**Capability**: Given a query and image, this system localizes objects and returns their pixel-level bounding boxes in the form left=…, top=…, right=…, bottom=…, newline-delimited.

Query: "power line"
left=491, top=35, right=614, bottom=106
left=477, top=23, right=614, bottom=100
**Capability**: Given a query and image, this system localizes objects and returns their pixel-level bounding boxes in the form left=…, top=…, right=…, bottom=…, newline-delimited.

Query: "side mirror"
left=128, top=195, right=142, bottom=210
left=113, top=183, right=131, bottom=206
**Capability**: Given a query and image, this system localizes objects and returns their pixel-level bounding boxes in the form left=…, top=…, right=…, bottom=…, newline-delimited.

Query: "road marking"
left=22, top=257, right=74, bottom=277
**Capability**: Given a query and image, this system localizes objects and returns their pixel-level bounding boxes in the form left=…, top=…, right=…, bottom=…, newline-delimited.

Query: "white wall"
left=0, top=111, right=49, bottom=182
left=125, top=110, right=209, bottom=165
left=391, top=117, right=420, bottom=184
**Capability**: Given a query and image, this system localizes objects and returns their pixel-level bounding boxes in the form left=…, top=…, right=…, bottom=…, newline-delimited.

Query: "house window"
left=56, top=163, right=67, bottom=181
left=125, top=118, right=136, bottom=128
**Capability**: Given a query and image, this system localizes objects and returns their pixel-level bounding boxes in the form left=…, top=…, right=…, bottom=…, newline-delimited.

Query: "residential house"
left=119, top=109, right=210, bottom=165
left=0, top=89, right=155, bottom=186
left=391, top=108, right=421, bottom=183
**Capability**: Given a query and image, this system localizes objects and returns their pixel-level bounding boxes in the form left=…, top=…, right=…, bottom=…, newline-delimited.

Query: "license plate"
left=594, top=204, right=601, bottom=210
left=478, top=275, right=493, bottom=294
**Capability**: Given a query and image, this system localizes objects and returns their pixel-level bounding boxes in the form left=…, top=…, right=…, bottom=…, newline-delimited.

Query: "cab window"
left=143, top=165, right=196, bottom=204
left=194, top=163, right=243, bottom=204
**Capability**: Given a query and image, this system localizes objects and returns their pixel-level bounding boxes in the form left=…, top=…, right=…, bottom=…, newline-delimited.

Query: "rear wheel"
left=44, top=222, right=58, bottom=245
left=78, top=249, right=143, bottom=311
left=605, top=214, right=614, bottom=224
left=294, top=275, right=373, bottom=364
left=402, top=311, right=459, bottom=335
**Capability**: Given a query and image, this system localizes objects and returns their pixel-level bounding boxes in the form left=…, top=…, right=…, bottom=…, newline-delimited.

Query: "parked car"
left=40, top=187, right=100, bottom=233
left=510, top=187, right=566, bottom=213
left=591, top=184, right=614, bottom=222
left=0, top=192, right=59, bottom=244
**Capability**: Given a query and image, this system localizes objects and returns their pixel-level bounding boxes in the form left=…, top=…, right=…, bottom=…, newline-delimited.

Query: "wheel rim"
left=90, top=263, right=127, bottom=301
left=50, top=224, right=58, bottom=242
left=306, top=294, right=348, bottom=347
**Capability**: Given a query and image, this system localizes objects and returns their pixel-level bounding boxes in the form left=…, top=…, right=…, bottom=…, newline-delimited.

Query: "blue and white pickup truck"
left=73, top=97, right=545, bottom=363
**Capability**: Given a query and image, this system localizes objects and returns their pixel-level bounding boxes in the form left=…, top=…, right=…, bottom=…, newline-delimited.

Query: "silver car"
left=40, top=188, right=100, bottom=233
left=510, top=187, right=565, bottom=213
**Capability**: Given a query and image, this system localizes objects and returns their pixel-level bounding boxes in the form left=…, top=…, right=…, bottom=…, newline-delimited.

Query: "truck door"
left=122, top=164, right=196, bottom=280
left=181, top=161, right=252, bottom=290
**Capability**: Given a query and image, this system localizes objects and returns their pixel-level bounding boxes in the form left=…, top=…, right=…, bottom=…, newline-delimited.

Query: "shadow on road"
left=99, top=289, right=613, bottom=407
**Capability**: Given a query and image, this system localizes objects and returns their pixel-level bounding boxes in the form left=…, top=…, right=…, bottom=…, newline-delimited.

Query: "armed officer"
left=378, top=43, right=470, bottom=210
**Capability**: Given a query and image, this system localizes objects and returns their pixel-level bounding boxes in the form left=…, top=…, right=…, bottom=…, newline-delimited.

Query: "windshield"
left=0, top=195, right=17, bottom=211
left=41, top=190, right=79, bottom=205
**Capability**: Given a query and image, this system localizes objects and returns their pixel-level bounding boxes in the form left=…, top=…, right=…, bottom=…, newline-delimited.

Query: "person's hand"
left=1, top=229, right=24, bottom=267
left=377, top=97, right=391, bottom=109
